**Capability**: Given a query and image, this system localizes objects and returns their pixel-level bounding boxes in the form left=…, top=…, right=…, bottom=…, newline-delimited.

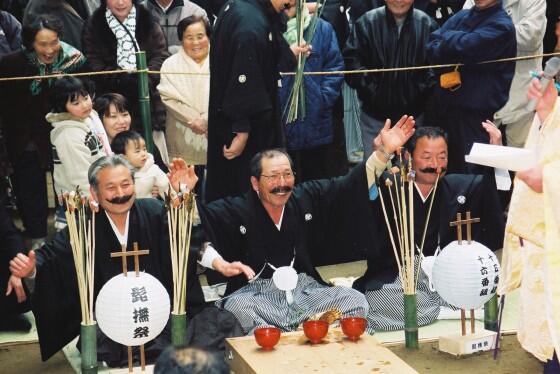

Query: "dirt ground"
left=0, top=341, right=74, bottom=374
left=0, top=334, right=542, bottom=373
left=388, top=334, right=542, bottom=374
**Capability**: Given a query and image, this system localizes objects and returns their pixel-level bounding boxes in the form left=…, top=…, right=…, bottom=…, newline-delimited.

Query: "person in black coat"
left=348, top=0, right=465, bottom=25
left=204, top=0, right=303, bottom=203
left=344, top=1, right=438, bottom=159
left=355, top=126, right=505, bottom=331
left=544, top=0, right=560, bottom=66
left=0, top=200, right=31, bottom=331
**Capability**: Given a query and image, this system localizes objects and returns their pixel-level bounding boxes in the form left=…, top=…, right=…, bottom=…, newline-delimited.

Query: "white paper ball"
left=96, top=273, right=170, bottom=346
left=432, top=241, right=500, bottom=309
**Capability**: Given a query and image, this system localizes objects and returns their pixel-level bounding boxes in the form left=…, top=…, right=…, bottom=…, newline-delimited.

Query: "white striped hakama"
left=363, top=270, right=452, bottom=332
left=216, top=274, right=369, bottom=334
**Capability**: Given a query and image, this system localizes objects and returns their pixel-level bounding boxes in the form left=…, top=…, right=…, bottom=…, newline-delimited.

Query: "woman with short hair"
left=157, top=15, right=210, bottom=167
left=0, top=14, right=86, bottom=248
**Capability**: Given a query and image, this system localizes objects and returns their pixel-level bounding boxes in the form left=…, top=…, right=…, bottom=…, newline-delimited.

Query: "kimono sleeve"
left=0, top=203, right=25, bottom=264
left=480, top=171, right=506, bottom=250
left=33, top=229, right=81, bottom=361
left=220, top=31, right=273, bottom=133
left=296, top=163, right=375, bottom=263
left=195, top=196, right=244, bottom=263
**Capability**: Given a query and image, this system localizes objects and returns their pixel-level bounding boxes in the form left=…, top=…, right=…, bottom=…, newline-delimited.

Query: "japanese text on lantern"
left=131, top=286, right=150, bottom=339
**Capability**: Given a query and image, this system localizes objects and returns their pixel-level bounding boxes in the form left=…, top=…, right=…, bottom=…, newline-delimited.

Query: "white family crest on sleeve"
left=304, top=213, right=312, bottom=221
left=239, top=225, right=247, bottom=234
left=238, top=75, right=247, bottom=83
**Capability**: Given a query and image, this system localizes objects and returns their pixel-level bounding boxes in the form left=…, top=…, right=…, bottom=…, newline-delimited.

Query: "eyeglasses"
left=260, top=172, right=295, bottom=183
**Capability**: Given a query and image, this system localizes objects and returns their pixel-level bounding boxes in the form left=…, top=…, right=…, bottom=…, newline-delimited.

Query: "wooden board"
left=226, top=329, right=418, bottom=374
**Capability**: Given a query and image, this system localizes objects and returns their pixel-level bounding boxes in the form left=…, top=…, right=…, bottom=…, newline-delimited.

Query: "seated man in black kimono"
left=8, top=155, right=207, bottom=366
left=187, top=115, right=417, bottom=334
left=355, top=126, right=505, bottom=332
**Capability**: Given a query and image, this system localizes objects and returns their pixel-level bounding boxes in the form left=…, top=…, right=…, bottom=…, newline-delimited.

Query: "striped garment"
left=363, top=270, right=454, bottom=332
left=217, top=273, right=369, bottom=334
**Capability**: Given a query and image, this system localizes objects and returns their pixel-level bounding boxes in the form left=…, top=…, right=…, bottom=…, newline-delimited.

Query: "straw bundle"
left=377, top=152, right=440, bottom=347
left=166, top=188, right=196, bottom=314
left=61, top=188, right=96, bottom=325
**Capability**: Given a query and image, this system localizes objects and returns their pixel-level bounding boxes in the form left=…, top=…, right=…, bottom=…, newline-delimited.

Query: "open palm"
left=380, top=115, right=416, bottom=154
left=168, top=158, right=198, bottom=192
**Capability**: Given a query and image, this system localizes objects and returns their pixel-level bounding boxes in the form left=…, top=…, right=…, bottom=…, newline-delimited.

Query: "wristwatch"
left=378, top=145, right=395, bottom=161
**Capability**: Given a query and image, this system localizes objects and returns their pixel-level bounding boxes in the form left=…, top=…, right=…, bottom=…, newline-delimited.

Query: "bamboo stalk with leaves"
left=283, top=0, right=327, bottom=123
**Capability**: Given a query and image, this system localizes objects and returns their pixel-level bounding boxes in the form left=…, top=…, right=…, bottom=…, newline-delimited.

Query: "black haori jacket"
left=354, top=172, right=505, bottom=292
left=198, top=162, right=376, bottom=295
left=31, top=199, right=204, bottom=362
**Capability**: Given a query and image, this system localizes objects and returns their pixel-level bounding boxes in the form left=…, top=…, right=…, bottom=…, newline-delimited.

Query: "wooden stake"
left=128, top=346, right=133, bottom=373
left=110, top=243, right=150, bottom=277
left=140, top=344, right=146, bottom=372
left=450, top=212, right=480, bottom=245
left=466, top=212, right=480, bottom=244
left=461, top=309, right=466, bottom=336
left=450, top=213, right=463, bottom=244
left=470, top=309, right=476, bottom=334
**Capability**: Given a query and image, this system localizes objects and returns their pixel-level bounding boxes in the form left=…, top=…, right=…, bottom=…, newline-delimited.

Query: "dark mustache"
left=271, top=186, right=293, bottom=194
left=107, top=194, right=133, bottom=204
left=419, top=167, right=447, bottom=174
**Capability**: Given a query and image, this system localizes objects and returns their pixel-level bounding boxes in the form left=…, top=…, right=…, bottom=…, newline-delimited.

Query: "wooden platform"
left=226, top=328, right=418, bottom=374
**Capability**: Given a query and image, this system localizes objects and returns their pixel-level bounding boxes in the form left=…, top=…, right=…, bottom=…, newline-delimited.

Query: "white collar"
left=275, top=206, right=285, bottom=231
left=414, top=182, right=434, bottom=203
left=105, top=211, right=130, bottom=246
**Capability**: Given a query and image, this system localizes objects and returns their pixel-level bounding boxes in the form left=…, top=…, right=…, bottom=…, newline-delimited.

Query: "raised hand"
left=481, top=120, right=502, bottom=145
left=379, top=115, right=416, bottom=154
left=528, top=77, right=557, bottom=122
left=167, top=158, right=198, bottom=193
left=9, top=250, right=36, bottom=279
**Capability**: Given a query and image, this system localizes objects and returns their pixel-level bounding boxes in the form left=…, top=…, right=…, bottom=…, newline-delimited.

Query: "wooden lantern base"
left=438, top=329, right=497, bottom=356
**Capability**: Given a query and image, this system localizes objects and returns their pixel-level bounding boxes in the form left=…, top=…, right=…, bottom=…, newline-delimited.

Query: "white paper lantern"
left=432, top=241, right=500, bottom=310
left=96, top=273, right=170, bottom=346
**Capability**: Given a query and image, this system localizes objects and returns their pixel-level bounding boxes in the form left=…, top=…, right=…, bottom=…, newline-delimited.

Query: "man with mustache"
left=8, top=155, right=211, bottom=367
left=189, top=115, right=416, bottom=334
left=355, top=126, right=505, bottom=332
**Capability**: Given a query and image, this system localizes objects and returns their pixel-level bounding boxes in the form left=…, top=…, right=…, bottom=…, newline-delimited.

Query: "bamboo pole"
left=136, top=51, right=153, bottom=153
left=484, top=294, right=499, bottom=332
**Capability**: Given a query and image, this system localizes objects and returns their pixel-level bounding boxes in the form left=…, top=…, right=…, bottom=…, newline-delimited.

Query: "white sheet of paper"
left=465, top=143, right=538, bottom=171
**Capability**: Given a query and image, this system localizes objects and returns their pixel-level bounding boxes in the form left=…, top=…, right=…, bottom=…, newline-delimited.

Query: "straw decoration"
left=166, top=187, right=197, bottom=314
left=377, top=153, right=440, bottom=295
left=61, top=188, right=96, bottom=325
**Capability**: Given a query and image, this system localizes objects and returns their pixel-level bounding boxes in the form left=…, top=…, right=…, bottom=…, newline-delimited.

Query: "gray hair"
left=88, top=155, right=135, bottom=192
